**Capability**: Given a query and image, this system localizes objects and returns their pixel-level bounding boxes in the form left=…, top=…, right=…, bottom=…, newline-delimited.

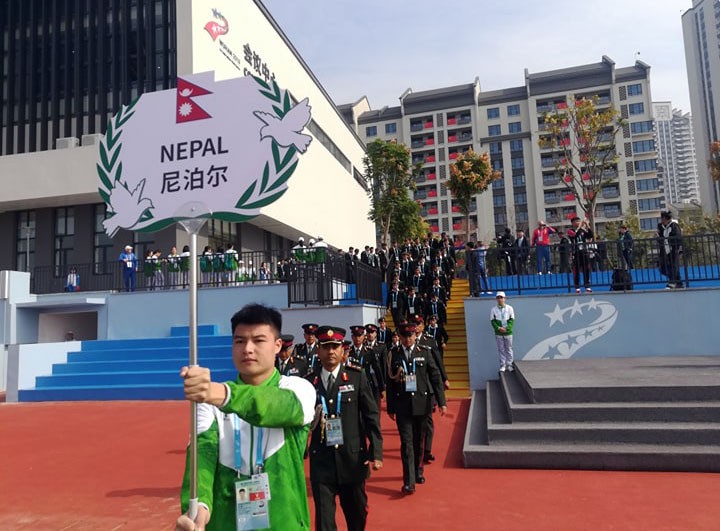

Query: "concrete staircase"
left=444, top=278, right=470, bottom=398
left=19, top=325, right=235, bottom=401
left=384, top=278, right=471, bottom=399
left=464, top=356, right=720, bottom=471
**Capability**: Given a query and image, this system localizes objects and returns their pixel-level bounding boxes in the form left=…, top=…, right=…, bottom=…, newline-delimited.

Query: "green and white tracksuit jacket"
left=181, top=369, right=316, bottom=530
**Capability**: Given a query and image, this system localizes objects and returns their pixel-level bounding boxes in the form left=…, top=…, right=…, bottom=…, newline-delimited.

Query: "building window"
left=509, top=139, right=523, bottom=152
left=94, top=204, right=114, bottom=274
left=488, top=125, right=501, bottom=136
left=385, top=123, right=397, bottom=134
left=632, top=140, right=655, bottom=153
left=630, top=120, right=653, bottom=134
left=365, top=126, right=377, bottom=137
left=507, top=104, right=521, bottom=116
left=627, top=84, right=643, bottom=96
left=628, top=103, right=644, bottom=115
left=489, top=142, right=502, bottom=154
left=514, top=193, right=527, bottom=205
left=493, top=195, right=506, bottom=207
left=487, top=107, right=500, bottom=119
left=508, top=122, right=522, bottom=133
left=208, top=219, right=236, bottom=252
left=511, top=157, right=524, bottom=169
left=15, top=210, right=36, bottom=272
left=492, top=159, right=503, bottom=170
left=54, top=207, right=75, bottom=276
left=512, top=174, right=526, bottom=187
left=636, top=177, right=660, bottom=191
left=638, top=198, right=663, bottom=211
left=640, top=217, right=660, bottom=231
left=634, top=159, right=657, bottom=172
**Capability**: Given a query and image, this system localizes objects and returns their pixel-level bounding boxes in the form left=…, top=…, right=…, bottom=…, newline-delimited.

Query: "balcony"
left=452, top=223, right=463, bottom=230
left=447, top=117, right=457, bottom=126
left=428, top=207, right=439, bottom=215
left=543, top=176, right=561, bottom=186
left=427, top=172, right=437, bottom=180
left=565, top=211, right=577, bottom=220
left=544, top=195, right=561, bottom=204
left=425, top=137, right=435, bottom=146
left=448, top=134, right=458, bottom=143
left=449, top=152, right=459, bottom=160
left=601, top=208, right=622, bottom=218
left=458, top=116, right=471, bottom=125
left=423, top=121, right=434, bottom=129
left=430, top=224, right=439, bottom=233
left=425, top=155, right=436, bottom=163
left=546, top=214, right=561, bottom=223
left=601, top=188, right=620, bottom=199
left=411, top=140, right=424, bottom=148
left=451, top=205, right=461, bottom=213
left=428, top=190, right=437, bottom=198
left=564, top=193, right=575, bottom=201
left=410, top=123, right=423, bottom=132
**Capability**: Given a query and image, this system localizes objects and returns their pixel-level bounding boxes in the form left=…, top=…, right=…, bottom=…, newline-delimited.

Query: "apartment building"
left=346, top=56, right=666, bottom=242
left=652, top=102, right=701, bottom=205
left=682, top=0, right=720, bottom=214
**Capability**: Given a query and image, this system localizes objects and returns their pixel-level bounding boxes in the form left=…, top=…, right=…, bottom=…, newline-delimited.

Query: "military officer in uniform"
left=347, top=325, right=385, bottom=405
left=308, top=326, right=383, bottom=531
left=413, top=315, right=450, bottom=465
left=364, top=323, right=388, bottom=398
left=295, top=323, right=320, bottom=375
left=275, top=334, right=308, bottom=376
left=386, top=322, right=447, bottom=494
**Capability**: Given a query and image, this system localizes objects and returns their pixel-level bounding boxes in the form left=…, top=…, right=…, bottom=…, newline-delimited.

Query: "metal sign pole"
left=177, top=203, right=209, bottom=521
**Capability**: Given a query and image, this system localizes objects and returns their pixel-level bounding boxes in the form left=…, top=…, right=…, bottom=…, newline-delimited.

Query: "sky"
left=261, top=0, right=694, bottom=112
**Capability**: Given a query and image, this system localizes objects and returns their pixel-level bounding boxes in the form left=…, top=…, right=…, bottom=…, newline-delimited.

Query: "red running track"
left=0, top=398, right=718, bottom=530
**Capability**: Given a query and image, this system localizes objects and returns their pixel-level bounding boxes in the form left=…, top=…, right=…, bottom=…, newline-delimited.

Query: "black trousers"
left=395, top=413, right=427, bottom=488
left=312, top=480, right=368, bottom=531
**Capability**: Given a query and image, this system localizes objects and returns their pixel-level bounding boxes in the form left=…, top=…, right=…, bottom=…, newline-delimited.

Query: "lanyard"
left=320, top=390, right=342, bottom=417
left=402, top=356, right=417, bottom=375
left=233, top=416, right=265, bottom=475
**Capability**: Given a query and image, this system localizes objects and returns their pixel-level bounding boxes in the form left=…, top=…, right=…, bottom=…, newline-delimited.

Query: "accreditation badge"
left=325, top=417, right=344, bottom=446
left=405, top=374, right=417, bottom=392
left=235, top=475, right=271, bottom=530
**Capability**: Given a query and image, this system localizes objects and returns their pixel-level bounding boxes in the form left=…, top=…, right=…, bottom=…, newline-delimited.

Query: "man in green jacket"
left=176, top=304, right=316, bottom=530
left=490, top=291, right=515, bottom=373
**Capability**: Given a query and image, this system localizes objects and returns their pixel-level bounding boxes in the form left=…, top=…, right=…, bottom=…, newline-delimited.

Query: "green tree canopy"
left=363, top=139, right=422, bottom=244
left=448, top=149, right=501, bottom=242
left=539, top=96, right=625, bottom=234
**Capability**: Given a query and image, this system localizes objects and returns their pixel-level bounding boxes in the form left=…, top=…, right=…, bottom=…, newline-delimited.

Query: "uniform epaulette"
left=345, top=362, right=362, bottom=371
left=416, top=343, right=431, bottom=350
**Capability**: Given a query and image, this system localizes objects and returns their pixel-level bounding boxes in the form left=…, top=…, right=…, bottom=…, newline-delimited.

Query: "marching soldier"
left=295, top=323, right=320, bottom=375
left=386, top=322, right=447, bottom=494
left=414, top=315, right=450, bottom=465
left=348, top=325, right=385, bottom=404
left=308, top=326, right=383, bottom=531
left=275, top=334, right=308, bottom=377
left=364, top=323, right=388, bottom=396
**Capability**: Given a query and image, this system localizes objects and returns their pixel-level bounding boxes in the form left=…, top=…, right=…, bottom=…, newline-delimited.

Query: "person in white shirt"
left=490, top=291, right=515, bottom=373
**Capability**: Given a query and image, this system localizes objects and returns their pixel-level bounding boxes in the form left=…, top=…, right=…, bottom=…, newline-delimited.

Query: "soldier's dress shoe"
left=423, top=453, right=435, bottom=463
left=401, top=485, right=416, bottom=494
left=416, top=475, right=426, bottom=484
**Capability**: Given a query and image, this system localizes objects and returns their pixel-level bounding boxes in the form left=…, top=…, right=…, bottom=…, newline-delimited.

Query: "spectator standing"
left=224, top=243, right=239, bottom=285
left=567, top=217, right=594, bottom=293
left=531, top=220, right=557, bottom=274
left=153, top=249, right=165, bottom=290
left=617, top=225, right=634, bottom=269
left=179, top=245, right=190, bottom=288
left=65, top=267, right=80, bottom=292
left=658, top=211, right=683, bottom=289
left=200, top=246, right=214, bottom=286
left=119, top=245, right=137, bottom=292
left=490, top=291, right=515, bottom=373
left=470, top=242, right=490, bottom=295
left=167, top=246, right=181, bottom=288
left=498, top=228, right=515, bottom=275
left=143, top=249, right=156, bottom=290
left=557, top=231, right=571, bottom=274
left=514, top=230, right=530, bottom=275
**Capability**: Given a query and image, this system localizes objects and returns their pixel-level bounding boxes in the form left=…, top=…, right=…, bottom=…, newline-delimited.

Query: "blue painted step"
left=170, top=324, right=219, bottom=337
left=67, top=344, right=231, bottom=362
left=36, top=369, right=238, bottom=387
left=19, top=384, right=187, bottom=401
left=22, top=325, right=235, bottom=402
left=79, top=335, right=230, bottom=351
left=53, top=358, right=235, bottom=374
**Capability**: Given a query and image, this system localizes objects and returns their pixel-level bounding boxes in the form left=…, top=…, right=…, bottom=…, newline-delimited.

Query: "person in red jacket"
left=531, top=220, right=557, bottom=274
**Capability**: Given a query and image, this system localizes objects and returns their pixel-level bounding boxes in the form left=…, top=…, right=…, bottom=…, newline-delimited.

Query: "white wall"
left=6, top=342, right=76, bottom=402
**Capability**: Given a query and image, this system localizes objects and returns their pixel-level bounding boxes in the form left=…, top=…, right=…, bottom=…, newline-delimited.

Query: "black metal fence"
left=463, top=233, right=720, bottom=294
left=30, top=248, right=384, bottom=305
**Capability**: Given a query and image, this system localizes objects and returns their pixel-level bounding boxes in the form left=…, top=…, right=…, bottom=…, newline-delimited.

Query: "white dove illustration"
left=103, top=178, right=154, bottom=237
left=253, top=97, right=313, bottom=153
